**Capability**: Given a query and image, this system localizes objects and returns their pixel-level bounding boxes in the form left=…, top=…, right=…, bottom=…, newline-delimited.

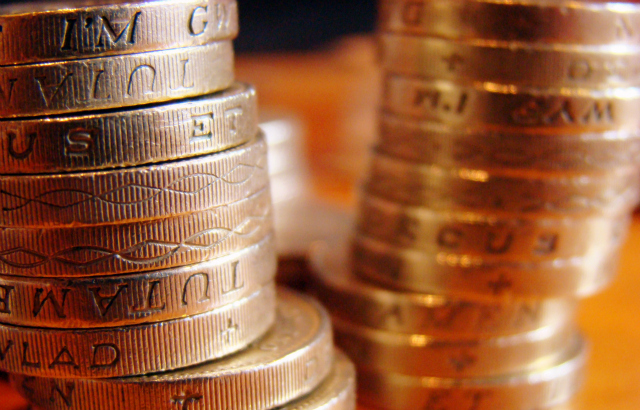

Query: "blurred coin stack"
left=261, top=113, right=353, bottom=289
left=0, top=1, right=354, bottom=409
left=311, top=1, right=640, bottom=409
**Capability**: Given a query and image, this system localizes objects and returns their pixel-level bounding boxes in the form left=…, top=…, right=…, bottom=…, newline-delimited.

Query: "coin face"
left=0, top=283, right=277, bottom=378
left=0, top=188, right=274, bottom=277
left=0, top=135, right=269, bottom=227
left=10, top=288, right=334, bottom=410
left=0, top=42, right=234, bottom=117
left=309, top=240, right=578, bottom=337
left=0, top=0, right=238, bottom=64
left=0, top=235, right=276, bottom=328
left=356, top=334, right=588, bottom=410
left=0, top=83, right=259, bottom=174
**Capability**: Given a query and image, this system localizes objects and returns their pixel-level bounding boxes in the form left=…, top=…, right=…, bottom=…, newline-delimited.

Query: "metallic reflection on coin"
left=357, top=334, right=587, bottom=410
left=309, top=240, right=578, bottom=337
left=0, top=284, right=276, bottom=378
left=10, top=288, right=333, bottom=410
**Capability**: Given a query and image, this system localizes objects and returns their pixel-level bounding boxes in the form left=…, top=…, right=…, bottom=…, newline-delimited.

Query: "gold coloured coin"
left=356, top=334, right=587, bottom=410
left=0, top=188, right=272, bottom=277
left=0, top=83, right=258, bottom=174
left=0, top=136, right=268, bottom=227
left=0, top=235, right=275, bottom=328
left=334, top=316, right=574, bottom=378
left=280, top=351, right=356, bottom=410
left=379, top=0, right=640, bottom=46
left=0, top=0, right=238, bottom=65
left=365, top=151, right=640, bottom=216
left=380, top=34, right=640, bottom=88
left=383, top=74, right=640, bottom=131
left=357, top=193, right=629, bottom=260
left=0, top=42, right=234, bottom=118
left=353, top=234, right=621, bottom=299
left=10, top=288, right=334, bottom=409
left=0, top=284, right=276, bottom=378
left=378, top=112, right=640, bottom=172
left=309, top=241, right=578, bottom=337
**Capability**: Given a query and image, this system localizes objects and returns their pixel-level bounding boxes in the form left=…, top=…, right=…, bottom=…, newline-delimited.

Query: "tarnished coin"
left=383, top=74, right=640, bottom=131
left=378, top=112, right=640, bottom=172
left=309, top=241, right=578, bottom=337
left=365, top=151, right=640, bottom=216
left=0, top=284, right=276, bottom=378
left=0, top=188, right=272, bottom=277
left=380, top=34, right=640, bottom=88
left=356, top=334, right=587, bottom=410
left=0, top=235, right=275, bottom=328
left=353, top=234, right=621, bottom=299
left=0, top=41, right=234, bottom=118
left=0, top=136, right=268, bottom=227
left=379, top=0, right=640, bottom=46
left=0, top=83, right=258, bottom=174
left=357, top=193, right=629, bottom=260
left=10, top=288, right=334, bottom=409
left=334, top=316, right=574, bottom=378
left=0, top=0, right=238, bottom=65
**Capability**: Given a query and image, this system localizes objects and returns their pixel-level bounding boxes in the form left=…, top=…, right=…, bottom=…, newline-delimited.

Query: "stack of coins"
left=311, top=1, right=640, bottom=409
left=0, top=1, right=355, bottom=409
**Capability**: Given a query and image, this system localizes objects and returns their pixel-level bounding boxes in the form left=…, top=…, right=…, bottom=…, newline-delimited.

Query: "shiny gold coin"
left=0, top=188, right=272, bottom=277
left=357, top=193, right=628, bottom=260
left=0, top=235, right=275, bottom=328
left=356, top=334, right=587, bottom=410
left=0, top=83, right=258, bottom=174
left=378, top=112, right=640, bottom=172
left=10, top=288, right=333, bottom=409
left=383, top=74, right=640, bottom=131
left=0, top=136, right=268, bottom=227
left=380, top=33, right=640, bottom=88
left=280, top=351, right=356, bottom=410
left=353, top=234, right=621, bottom=299
left=379, top=0, right=640, bottom=46
left=0, top=284, right=276, bottom=378
left=334, top=316, right=574, bottom=378
left=0, top=0, right=238, bottom=65
left=310, top=240, right=578, bottom=337
left=0, top=42, right=233, bottom=118
left=365, top=150, right=640, bottom=216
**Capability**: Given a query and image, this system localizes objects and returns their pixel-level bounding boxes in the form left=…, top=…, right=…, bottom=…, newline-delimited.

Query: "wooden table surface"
left=1, top=36, right=639, bottom=409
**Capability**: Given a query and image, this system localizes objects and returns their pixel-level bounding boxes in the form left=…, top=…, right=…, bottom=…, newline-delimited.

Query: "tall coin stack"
left=0, top=1, right=355, bottom=409
left=311, top=1, right=640, bottom=409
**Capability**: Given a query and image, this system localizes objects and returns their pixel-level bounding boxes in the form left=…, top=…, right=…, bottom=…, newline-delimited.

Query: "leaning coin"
left=356, top=333, right=587, bottom=410
left=0, top=41, right=233, bottom=118
left=0, top=235, right=275, bottom=328
left=0, top=136, right=268, bottom=227
left=0, top=188, right=272, bottom=277
left=383, top=74, right=640, bottom=131
left=378, top=112, right=640, bottom=172
left=353, top=234, right=622, bottom=299
left=379, top=0, right=640, bottom=45
left=10, top=288, right=333, bottom=409
left=0, top=283, right=276, bottom=378
left=365, top=151, right=640, bottom=216
left=380, top=34, right=640, bottom=88
left=309, top=240, right=578, bottom=337
left=334, top=316, right=574, bottom=378
left=0, top=83, right=258, bottom=174
left=0, top=0, right=238, bottom=65
left=357, top=193, right=629, bottom=260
